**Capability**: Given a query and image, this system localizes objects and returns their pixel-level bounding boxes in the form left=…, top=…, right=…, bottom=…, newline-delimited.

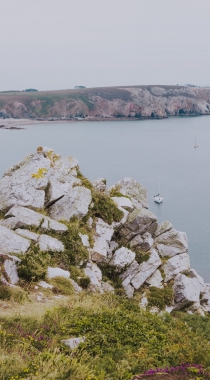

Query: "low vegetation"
left=1, top=293, right=210, bottom=379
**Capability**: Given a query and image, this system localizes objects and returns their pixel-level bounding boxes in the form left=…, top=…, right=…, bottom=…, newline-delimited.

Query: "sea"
left=0, top=116, right=210, bottom=281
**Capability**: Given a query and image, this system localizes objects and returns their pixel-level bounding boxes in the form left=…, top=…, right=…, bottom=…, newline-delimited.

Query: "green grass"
left=1, top=293, right=210, bottom=379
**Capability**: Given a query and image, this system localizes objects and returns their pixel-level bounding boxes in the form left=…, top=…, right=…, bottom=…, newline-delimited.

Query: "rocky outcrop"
left=0, top=147, right=209, bottom=316
left=1, top=85, right=210, bottom=120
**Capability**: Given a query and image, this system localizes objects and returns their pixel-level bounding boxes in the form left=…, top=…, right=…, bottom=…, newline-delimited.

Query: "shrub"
left=91, top=192, right=124, bottom=224
left=147, top=286, right=174, bottom=310
left=18, top=246, right=50, bottom=281
left=0, top=285, right=28, bottom=303
left=50, top=276, right=74, bottom=295
left=69, top=266, right=90, bottom=289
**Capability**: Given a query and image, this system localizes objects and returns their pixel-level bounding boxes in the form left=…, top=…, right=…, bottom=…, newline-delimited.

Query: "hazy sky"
left=1, top=0, right=210, bottom=91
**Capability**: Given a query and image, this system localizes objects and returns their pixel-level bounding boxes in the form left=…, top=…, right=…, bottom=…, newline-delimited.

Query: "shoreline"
left=0, top=114, right=209, bottom=129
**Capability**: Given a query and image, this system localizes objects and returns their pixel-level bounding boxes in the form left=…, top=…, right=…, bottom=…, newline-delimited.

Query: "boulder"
left=130, top=249, right=161, bottom=289
left=139, top=293, right=148, bottom=310
left=129, top=235, right=143, bottom=248
left=109, top=247, right=135, bottom=269
left=173, top=273, right=201, bottom=310
left=47, top=267, right=70, bottom=279
left=111, top=196, right=134, bottom=212
left=101, top=281, right=115, bottom=293
left=3, top=205, right=67, bottom=233
left=38, top=281, right=53, bottom=289
left=79, top=233, right=90, bottom=247
left=146, top=269, right=163, bottom=288
left=0, top=226, right=30, bottom=254
left=95, top=218, right=114, bottom=241
left=91, top=236, right=109, bottom=262
left=92, top=178, right=106, bottom=192
left=4, top=258, right=20, bottom=285
left=61, top=337, right=85, bottom=349
left=38, top=235, right=64, bottom=252
left=155, top=228, right=188, bottom=257
left=49, top=186, right=92, bottom=221
left=84, top=263, right=102, bottom=287
left=45, top=176, right=81, bottom=207
left=109, top=177, right=148, bottom=209
left=188, top=269, right=205, bottom=293
left=122, top=277, right=135, bottom=298
left=70, top=279, right=82, bottom=293
left=119, top=208, right=157, bottom=241
left=15, top=229, right=39, bottom=243
left=139, top=232, right=154, bottom=252
left=163, top=253, right=190, bottom=282
left=154, top=221, right=173, bottom=237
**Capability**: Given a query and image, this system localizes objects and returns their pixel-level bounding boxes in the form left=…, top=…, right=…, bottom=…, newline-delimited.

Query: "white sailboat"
left=154, top=171, right=163, bottom=204
left=194, top=135, right=199, bottom=148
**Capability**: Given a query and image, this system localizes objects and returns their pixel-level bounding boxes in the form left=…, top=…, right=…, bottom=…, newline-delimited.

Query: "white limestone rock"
left=173, top=273, right=201, bottom=310
left=0, top=226, right=30, bottom=254
left=155, top=228, right=188, bottom=257
left=4, top=205, right=67, bottom=233
left=0, top=151, right=51, bottom=212
left=84, top=263, right=102, bottom=287
left=61, top=337, right=85, bottom=349
left=146, top=269, right=163, bottom=288
left=95, top=218, right=114, bottom=241
left=70, top=279, right=82, bottom=293
left=119, top=208, right=158, bottom=241
left=47, top=267, right=70, bottom=279
left=4, top=259, right=19, bottom=285
left=111, top=196, right=134, bottom=212
left=101, top=281, right=115, bottom=293
left=109, top=177, right=148, bottom=209
left=129, top=234, right=143, bottom=248
left=92, top=178, right=106, bottom=192
left=87, top=217, right=93, bottom=228
left=154, top=221, right=173, bottom=237
left=15, top=229, right=39, bottom=243
left=38, top=281, right=53, bottom=289
left=120, top=260, right=140, bottom=282
left=79, top=233, right=90, bottom=247
left=163, top=253, right=190, bottom=282
left=49, top=186, right=92, bottom=221
left=122, top=277, right=135, bottom=298
left=91, top=236, right=109, bottom=262
left=107, top=241, right=119, bottom=258
left=188, top=269, right=205, bottom=293
left=39, top=235, right=64, bottom=252
left=130, top=249, right=161, bottom=290
left=109, top=247, right=135, bottom=269
left=45, top=176, right=81, bottom=207
left=139, top=293, right=148, bottom=310
left=139, top=232, right=154, bottom=252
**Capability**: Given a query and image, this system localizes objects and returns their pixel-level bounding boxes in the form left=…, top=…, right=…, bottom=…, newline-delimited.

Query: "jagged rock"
left=92, top=178, right=106, bottom=192
left=140, top=232, right=154, bottom=252
left=0, top=151, right=51, bottom=212
left=173, top=273, right=201, bottom=310
left=107, top=241, right=119, bottom=259
left=109, top=247, right=135, bottom=269
left=91, top=236, right=109, bottom=262
left=200, top=292, right=210, bottom=312
left=47, top=267, right=70, bottom=279
left=163, top=253, right=190, bottom=282
left=38, top=235, right=64, bottom=252
left=70, top=279, right=82, bottom=293
left=186, top=301, right=205, bottom=316
left=154, top=221, right=173, bottom=237
left=87, top=217, right=93, bottom=228
left=3, top=205, right=67, bottom=233
left=61, top=337, right=85, bottom=349
left=4, top=258, right=19, bottom=285
left=0, top=226, right=30, bottom=254
left=45, top=176, right=81, bottom=207
left=79, top=233, right=90, bottom=247
left=146, top=269, right=163, bottom=288
left=111, top=196, right=134, bottom=212
left=155, top=228, right=188, bottom=257
left=129, top=234, right=143, bottom=248
left=109, top=177, right=148, bottom=209
left=122, top=277, right=135, bottom=298
left=188, top=269, right=205, bottom=293
left=95, top=218, right=114, bottom=241
left=119, top=208, right=158, bottom=241
left=38, top=281, right=53, bottom=289
left=84, top=263, right=102, bottom=287
left=139, top=293, right=148, bottom=310
left=130, top=249, right=161, bottom=289
left=101, top=281, right=115, bottom=293
left=120, top=260, right=140, bottom=282
left=15, top=229, right=39, bottom=243
left=49, top=186, right=92, bottom=221
left=49, top=156, right=79, bottom=183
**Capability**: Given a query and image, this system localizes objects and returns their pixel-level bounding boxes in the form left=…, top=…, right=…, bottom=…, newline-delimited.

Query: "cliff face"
left=0, top=85, right=210, bottom=120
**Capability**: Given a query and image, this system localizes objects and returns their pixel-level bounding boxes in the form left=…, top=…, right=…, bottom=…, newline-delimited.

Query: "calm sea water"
left=0, top=117, right=210, bottom=281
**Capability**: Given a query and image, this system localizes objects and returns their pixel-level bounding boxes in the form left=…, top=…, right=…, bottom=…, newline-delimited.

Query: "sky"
left=0, top=0, right=210, bottom=91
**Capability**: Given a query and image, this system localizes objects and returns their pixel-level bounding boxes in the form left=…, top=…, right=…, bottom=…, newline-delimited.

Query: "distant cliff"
left=0, top=85, right=210, bottom=120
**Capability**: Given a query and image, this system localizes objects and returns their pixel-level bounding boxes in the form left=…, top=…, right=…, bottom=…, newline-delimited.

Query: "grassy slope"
left=1, top=291, right=210, bottom=380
